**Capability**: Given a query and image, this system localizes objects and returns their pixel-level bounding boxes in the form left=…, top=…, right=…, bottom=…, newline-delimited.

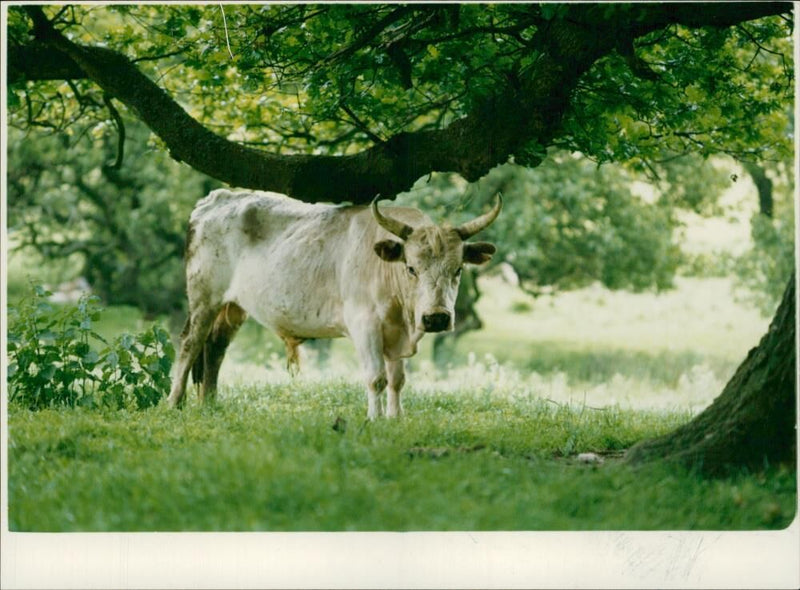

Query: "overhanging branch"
left=13, top=3, right=792, bottom=204
left=8, top=41, right=85, bottom=83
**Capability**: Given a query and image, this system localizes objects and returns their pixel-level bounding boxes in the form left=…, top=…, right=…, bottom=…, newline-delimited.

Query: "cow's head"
left=372, top=194, right=502, bottom=333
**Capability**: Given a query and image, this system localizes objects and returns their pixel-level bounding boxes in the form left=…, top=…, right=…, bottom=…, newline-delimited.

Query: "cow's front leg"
left=366, top=371, right=387, bottom=420
left=386, top=359, right=405, bottom=418
left=347, top=318, right=387, bottom=420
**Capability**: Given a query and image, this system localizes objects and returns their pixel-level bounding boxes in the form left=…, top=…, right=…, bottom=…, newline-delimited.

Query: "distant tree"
left=733, top=174, right=795, bottom=316
left=7, top=120, right=217, bottom=320
left=742, top=162, right=774, bottom=218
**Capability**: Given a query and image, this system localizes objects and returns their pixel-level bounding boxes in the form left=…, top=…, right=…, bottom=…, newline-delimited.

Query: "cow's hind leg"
left=167, top=305, right=217, bottom=408
left=194, top=302, right=247, bottom=403
left=385, top=359, right=405, bottom=418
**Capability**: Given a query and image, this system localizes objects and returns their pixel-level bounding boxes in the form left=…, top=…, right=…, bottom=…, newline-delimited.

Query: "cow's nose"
left=422, top=312, right=451, bottom=333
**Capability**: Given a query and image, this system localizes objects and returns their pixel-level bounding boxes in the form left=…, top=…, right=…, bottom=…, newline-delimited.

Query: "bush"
left=7, top=285, right=174, bottom=410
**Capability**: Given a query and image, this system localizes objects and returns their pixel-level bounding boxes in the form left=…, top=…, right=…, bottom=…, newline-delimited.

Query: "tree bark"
left=8, top=41, right=85, bottom=83
left=13, top=3, right=790, bottom=204
left=741, top=161, right=774, bottom=218
left=626, top=274, right=797, bottom=476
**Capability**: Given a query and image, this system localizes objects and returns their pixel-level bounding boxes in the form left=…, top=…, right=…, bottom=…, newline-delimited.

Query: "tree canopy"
left=8, top=3, right=793, bottom=204
left=6, top=3, right=795, bottom=317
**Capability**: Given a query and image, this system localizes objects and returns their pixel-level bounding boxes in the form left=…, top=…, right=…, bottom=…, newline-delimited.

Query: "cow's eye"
left=407, top=266, right=417, bottom=277
left=454, top=267, right=462, bottom=279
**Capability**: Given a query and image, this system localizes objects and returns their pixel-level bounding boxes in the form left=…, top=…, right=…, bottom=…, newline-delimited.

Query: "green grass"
left=7, top=382, right=796, bottom=532
left=6, top=261, right=792, bottom=532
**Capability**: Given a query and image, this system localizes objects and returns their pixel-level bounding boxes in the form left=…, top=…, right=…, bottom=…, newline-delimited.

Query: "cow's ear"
left=463, top=242, right=496, bottom=265
left=374, top=239, right=405, bottom=262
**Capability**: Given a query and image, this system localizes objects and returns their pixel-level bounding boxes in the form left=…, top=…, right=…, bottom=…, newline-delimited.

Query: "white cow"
left=168, top=189, right=502, bottom=418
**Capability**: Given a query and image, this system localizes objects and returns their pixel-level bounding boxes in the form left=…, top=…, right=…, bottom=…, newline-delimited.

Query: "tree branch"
left=13, top=3, right=792, bottom=204
left=103, top=94, right=125, bottom=170
left=8, top=42, right=85, bottom=84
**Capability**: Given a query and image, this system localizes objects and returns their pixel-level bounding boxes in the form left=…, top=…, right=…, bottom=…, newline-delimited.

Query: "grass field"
left=6, top=266, right=795, bottom=532
left=7, top=384, right=796, bottom=531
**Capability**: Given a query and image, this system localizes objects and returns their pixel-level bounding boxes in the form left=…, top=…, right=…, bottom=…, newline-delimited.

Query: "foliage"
left=399, top=152, right=680, bottom=294
left=654, top=153, right=734, bottom=215
left=8, top=5, right=793, bottom=166
left=7, top=285, right=174, bottom=410
left=566, top=16, right=793, bottom=167
left=7, top=384, right=795, bottom=531
left=6, top=119, right=218, bottom=317
left=678, top=251, right=735, bottom=280
left=734, top=161, right=796, bottom=314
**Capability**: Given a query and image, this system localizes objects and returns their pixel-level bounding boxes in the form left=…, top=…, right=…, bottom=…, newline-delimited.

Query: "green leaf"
left=120, top=334, right=135, bottom=351
left=39, top=330, right=58, bottom=342
left=138, top=330, right=155, bottom=346
left=155, top=327, right=172, bottom=347
left=39, top=364, right=57, bottom=381
left=105, top=351, right=120, bottom=369
left=540, top=4, right=567, bottom=21
left=90, top=332, right=109, bottom=344
left=117, top=349, right=132, bottom=367
left=36, top=302, right=53, bottom=315
left=83, top=350, right=100, bottom=365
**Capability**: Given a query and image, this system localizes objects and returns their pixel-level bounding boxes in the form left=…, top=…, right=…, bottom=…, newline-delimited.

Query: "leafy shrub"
left=7, top=285, right=174, bottom=410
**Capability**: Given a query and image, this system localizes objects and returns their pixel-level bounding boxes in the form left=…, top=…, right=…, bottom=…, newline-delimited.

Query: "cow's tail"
left=176, top=311, right=208, bottom=387
left=185, top=310, right=204, bottom=386
left=191, top=343, right=205, bottom=387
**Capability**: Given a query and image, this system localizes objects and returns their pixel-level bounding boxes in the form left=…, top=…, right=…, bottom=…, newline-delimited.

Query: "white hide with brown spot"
left=168, top=189, right=501, bottom=419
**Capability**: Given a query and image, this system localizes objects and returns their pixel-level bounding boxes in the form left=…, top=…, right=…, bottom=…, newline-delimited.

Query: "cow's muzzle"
left=422, top=312, right=451, bottom=333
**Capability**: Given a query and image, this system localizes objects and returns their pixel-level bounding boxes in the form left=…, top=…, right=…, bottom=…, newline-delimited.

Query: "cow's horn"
left=372, top=196, right=414, bottom=240
left=455, top=193, right=503, bottom=240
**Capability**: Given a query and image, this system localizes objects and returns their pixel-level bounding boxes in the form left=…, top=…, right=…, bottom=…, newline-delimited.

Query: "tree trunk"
left=626, top=274, right=796, bottom=476
left=741, top=161, right=774, bottom=218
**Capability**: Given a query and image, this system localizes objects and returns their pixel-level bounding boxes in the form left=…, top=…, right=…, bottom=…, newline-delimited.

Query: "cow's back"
left=189, top=188, right=431, bottom=265
left=190, top=189, right=339, bottom=244
left=186, top=189, right=432, bottom=340
left=186, top=190, right=355, bottom=339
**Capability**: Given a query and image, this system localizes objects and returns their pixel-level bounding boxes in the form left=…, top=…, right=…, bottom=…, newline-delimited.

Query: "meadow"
left=5, top=267, right=796, bottom=531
